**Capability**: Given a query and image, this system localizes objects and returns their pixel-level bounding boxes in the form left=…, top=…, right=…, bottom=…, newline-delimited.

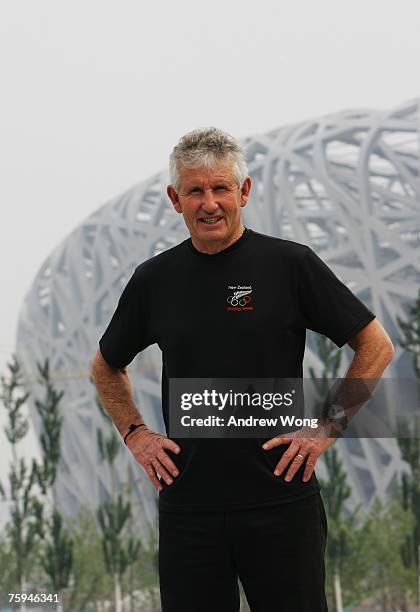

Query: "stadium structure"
left=15, top=98, right=420, bottom=536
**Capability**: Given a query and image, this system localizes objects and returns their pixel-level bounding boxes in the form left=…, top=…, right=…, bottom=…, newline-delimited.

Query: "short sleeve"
left=297, top=247, right=376, bottom=348
left=99, top=265, right=154, bottom=368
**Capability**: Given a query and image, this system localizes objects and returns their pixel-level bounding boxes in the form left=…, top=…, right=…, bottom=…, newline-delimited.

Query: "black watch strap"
left=123, top=423, right=147, bottom=445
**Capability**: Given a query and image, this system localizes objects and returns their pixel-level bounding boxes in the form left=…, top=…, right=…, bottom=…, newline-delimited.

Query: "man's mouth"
left=198, top=217, right=223, bottom=225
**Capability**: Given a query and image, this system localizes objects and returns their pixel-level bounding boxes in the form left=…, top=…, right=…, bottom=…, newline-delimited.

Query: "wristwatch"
left=326, top=404, right=348, bottom=431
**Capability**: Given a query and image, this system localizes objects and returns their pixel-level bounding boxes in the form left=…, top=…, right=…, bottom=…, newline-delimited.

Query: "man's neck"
left=191, top=225, right=245, bottom=255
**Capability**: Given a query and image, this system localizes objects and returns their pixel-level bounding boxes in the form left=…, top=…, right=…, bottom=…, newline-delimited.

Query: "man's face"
left=167, top=160, right=251, bottom=250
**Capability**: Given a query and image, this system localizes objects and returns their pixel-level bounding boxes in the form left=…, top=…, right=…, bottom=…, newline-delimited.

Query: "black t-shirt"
left=99, top=227, right=376, bottom=512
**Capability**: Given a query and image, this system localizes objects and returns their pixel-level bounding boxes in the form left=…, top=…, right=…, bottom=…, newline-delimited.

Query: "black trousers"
left=158, top=491, right=328, bottom=612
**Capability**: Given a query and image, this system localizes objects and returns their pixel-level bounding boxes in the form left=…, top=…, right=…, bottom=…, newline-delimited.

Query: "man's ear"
left=240, top=176, right=252, bottom=207
left=167, top=185, right=182, bottom=214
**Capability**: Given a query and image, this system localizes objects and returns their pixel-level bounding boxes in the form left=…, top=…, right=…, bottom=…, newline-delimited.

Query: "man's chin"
left=195, top=221, right=227, bottom=239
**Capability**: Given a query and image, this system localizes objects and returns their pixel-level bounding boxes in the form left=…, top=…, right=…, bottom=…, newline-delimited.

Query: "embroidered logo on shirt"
left=227, top=285, right=254, bottom=311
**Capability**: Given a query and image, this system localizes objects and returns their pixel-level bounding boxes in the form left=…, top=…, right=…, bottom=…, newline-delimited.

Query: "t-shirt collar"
left=187, top=227, right=251, bottom=258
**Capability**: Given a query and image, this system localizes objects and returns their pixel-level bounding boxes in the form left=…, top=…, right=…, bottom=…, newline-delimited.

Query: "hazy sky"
left=1, top=0, right=420, bottom=373
left=0, top=0, right=419, bottom=523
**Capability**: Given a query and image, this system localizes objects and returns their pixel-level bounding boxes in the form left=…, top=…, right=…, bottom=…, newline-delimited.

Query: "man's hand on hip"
left=126, top=428, right=181, bottom=492
left=262, top=424, right=338, bottom=483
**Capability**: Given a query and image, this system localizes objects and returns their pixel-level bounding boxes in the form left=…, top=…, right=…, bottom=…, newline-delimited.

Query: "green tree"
left=66, top=505, right=112, bottom=612
left=396, top=288, right=420, bottom=605
left=0, top=354, right=43, bottom=612
left=361, top=496, right=415, bottom=611
left=33, top=358, right=64, bottom=493
left=0, top=530, right=19, bottom=598
left=397, top=288, right=420, bottom=378
left=32, top=358, right=74, bottom=611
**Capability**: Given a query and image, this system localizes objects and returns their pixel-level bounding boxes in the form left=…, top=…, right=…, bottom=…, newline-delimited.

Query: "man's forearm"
left=321, top=339, right=394, bottom=429
left=91, top=360, right=146, bottom=438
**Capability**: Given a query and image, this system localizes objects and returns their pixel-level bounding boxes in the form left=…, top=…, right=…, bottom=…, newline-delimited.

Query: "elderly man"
left=91, top=127, right=394, bottom=612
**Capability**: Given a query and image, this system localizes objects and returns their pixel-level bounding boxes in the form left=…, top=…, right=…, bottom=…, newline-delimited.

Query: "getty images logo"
left=226, top=284, right=254, bottom=311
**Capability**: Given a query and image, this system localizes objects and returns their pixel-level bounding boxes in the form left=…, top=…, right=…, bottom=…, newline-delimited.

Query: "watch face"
left=329, top=404, right=345, bottom=420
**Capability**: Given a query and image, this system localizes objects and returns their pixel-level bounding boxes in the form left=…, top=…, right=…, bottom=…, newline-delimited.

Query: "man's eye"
left=214, top=186, right=227, bottom=192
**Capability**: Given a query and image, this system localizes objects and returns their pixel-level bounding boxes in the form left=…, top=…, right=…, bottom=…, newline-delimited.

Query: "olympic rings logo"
left=227, top=294, right=252, bottom=307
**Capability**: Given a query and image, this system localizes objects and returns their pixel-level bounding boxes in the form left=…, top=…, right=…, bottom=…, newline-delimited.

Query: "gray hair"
left=169, top=127, right=248, bottom=192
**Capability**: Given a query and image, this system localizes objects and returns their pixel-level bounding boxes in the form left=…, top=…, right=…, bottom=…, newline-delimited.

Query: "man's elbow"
left=382, top=339, right=394, bottom=364
left=372, top=334, right=394, bottom=368
left=349, top=320, right=395, bottom=363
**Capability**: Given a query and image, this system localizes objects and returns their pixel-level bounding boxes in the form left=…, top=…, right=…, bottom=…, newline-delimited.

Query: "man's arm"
left=320, top=318, right=394, bottom=428
left=91, top=348, right=181, bottom=491
left=263, top=318, right=394, bottom=482
left=91, top=348, right=146, bottom=437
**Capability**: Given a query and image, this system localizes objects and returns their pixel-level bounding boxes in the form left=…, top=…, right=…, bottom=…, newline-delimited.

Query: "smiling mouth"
left=199, top=217, right=223, bottom=224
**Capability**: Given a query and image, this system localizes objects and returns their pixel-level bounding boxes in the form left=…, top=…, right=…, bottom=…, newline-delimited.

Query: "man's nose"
left=201, top=188, right=219, bottom=212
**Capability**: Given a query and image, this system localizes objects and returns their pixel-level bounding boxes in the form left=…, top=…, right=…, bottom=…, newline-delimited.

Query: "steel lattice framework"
left=16, top=98, right=420, bottom=532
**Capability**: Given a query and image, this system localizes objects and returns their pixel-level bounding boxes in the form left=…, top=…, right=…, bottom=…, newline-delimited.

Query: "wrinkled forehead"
left=178, top=159, right=236, bottom=188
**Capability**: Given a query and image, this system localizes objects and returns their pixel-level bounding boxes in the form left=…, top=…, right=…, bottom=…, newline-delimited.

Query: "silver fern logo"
left=226, top=285, right=254, bottom=311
